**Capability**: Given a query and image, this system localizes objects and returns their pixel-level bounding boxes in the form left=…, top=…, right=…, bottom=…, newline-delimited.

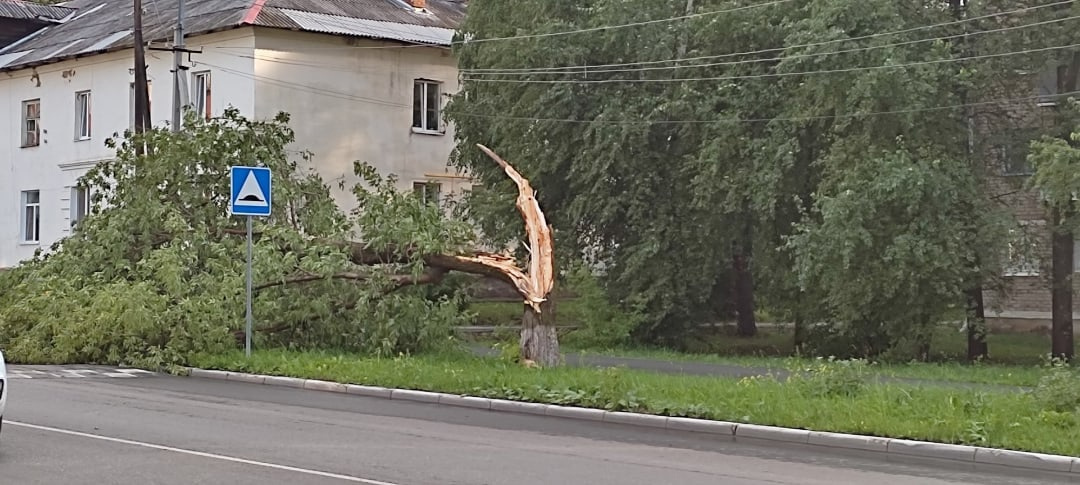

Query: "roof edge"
left=240, top=0, right=266, bottom=26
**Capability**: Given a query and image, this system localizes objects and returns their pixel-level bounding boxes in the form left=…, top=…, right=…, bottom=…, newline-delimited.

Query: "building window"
left=129, top=81, right=152, bottom=129
left=21, top=190, right=41, bottom=243
left=413, top=181, right=442, bottom=206
left=75, top=90, right=91, bottom=140
left=993, top=144, right=1033, bottom=176
left=192, top=71, right=211, bottom=120
left=412, top=80, right=441, bottom=133
left=22, top=99, right=40, bottom=147
left=1037, top=63, right=1070, bottom=107
left=1075, top=240, right=1080, bottom=273
left=1004, top=226, right=1039, bottom=276
left=70, top=186, right=89, bottom=228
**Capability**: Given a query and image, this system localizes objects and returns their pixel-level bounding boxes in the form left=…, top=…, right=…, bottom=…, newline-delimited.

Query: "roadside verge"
left=182, top=367, right=1080, bottom=475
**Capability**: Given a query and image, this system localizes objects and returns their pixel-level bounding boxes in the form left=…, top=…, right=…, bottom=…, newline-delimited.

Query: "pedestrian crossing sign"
left=229, top=166, right=272, bottom=217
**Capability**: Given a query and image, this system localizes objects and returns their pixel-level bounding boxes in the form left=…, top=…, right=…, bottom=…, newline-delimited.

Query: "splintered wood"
left=476, top=144, right=555, bottom=312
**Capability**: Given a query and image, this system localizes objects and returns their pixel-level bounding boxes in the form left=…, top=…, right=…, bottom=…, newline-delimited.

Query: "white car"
left=0, top=349, right=6, bottom=434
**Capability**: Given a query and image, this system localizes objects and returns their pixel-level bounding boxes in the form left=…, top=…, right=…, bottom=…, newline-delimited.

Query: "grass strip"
left=191, top=349, right=1080, bottom=458
left=566, top=347, right=1048, bottom=387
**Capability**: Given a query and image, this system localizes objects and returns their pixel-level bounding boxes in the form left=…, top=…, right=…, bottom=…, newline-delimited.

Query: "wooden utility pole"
left=133, top=0, right=151, bottom=141
left=171, top=0, right=186, bottom=131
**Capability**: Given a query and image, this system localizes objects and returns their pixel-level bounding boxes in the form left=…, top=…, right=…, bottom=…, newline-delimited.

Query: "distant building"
left=981, top=59, right=1080, bottom=331
left=0, top=0, right=470, bottom=268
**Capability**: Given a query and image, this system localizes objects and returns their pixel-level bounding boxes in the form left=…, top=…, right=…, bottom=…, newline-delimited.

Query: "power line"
left=195, top=61, right=410, bottom=108
left=462, top=0, right=1075, bottom=73
left=456, top=0, right=798, bottom=45
left=463, top=15, right=1080, bottom=77
left=452, top=90, right=1080, bottom=125
left=214, top=51, right=448, bottom=76
left=461, top=42, right=1080, bottom=84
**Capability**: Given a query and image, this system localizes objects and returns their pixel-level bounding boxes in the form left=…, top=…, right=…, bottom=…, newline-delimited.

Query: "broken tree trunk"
left=256, top=145, right=560, bottom=366
left=476, top=144, right=560, bottom=367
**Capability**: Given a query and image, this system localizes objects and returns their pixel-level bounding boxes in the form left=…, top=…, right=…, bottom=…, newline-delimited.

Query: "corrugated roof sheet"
left=0, top=0, right=465, bottom=73
left=0, top=49, right=32, bottom=67
left=0, top=0, right=74, bottom=21
left=277, top=8, right=454, bottom=45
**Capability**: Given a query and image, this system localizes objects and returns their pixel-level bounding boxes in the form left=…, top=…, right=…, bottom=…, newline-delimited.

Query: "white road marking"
left=5, top=420, right=399, bottom=485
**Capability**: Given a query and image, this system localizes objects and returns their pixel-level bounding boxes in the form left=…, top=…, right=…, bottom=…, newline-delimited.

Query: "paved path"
left=7, top=364, right=158, bottom=379
left=1, top=367, right=1070, bottom=484
left=467, top=345, right=1030, bottom=392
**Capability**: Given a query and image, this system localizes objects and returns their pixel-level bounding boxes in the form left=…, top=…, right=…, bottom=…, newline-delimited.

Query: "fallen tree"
left=0, top=109, right=562, bottom=367
left=255, top=144, right=561, bottom=366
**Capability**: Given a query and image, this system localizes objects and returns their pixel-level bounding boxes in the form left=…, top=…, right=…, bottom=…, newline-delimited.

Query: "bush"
left=0, top=272, right=233, bottom=367
left=559, top=265, right=646, bottom=349
left=786, top=356, right=871, bottom=398
left=1033, top=360, right=1080, bottom=413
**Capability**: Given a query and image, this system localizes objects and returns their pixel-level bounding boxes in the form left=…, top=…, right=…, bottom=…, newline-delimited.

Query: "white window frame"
left=413, top=181, right=442, bottom=206
left=412, top=79, right=443, bottom=134
left=75, top=90, right=91, bottom=140
left=1074, top=240, right=1080, bottom=274
left=21, top=190, right=41, bottom=244
left=129, top=81, right=152, bottom=129
left=1004, top=223, right=1042, bottom=277
left=192, top=71, right=211, bottom=120
left=22, top=99, right=40, bottom=147
left=70, top=186, right=90, bottom=228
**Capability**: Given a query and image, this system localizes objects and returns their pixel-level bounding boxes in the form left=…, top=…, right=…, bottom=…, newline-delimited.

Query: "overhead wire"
left=455, top=0, right=798, bottom=45
left=462, top=14, right=1080, bottom=77
left=460, top=42, right=1080, bottom=84
left=194, top=60, right=410, bottom=108
left=461, top=0, right=1075, bottom=73
left=451, top=90, right=1080, bottom=125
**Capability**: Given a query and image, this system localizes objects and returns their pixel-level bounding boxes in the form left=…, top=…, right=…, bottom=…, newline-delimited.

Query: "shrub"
left=559, top=265, right=645, bottom=349
left=1033, top=360, right=1080, bottom=413
left=786, top=356, right=871, bottom=398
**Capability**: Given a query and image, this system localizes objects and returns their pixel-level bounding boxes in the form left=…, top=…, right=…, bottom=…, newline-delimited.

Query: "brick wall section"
left=978, top=75, right=1080, bottom=322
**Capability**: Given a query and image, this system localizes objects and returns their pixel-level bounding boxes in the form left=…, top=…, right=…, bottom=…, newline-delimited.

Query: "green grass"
left=568, top=347, right=1048, bottom=388
left=467, top=300, right=1073, bottom=387
left=191, top=349, right=1080, bottom=458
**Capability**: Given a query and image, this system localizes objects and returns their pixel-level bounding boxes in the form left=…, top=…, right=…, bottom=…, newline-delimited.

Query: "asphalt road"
left=1, top=367, right=1074, bottom=485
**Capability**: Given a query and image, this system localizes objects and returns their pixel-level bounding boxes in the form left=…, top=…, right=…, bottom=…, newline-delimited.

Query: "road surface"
left=0, top=366, right=1073, bottom=485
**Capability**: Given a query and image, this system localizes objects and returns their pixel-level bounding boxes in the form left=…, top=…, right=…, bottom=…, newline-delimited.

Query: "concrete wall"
left=0, top=29, right=256, bottom=267
left=249, top=28, right=470, bottom=213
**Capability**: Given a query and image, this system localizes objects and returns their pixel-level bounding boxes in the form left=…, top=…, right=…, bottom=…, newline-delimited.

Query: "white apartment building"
left=0, top=0, right=469, bottom=268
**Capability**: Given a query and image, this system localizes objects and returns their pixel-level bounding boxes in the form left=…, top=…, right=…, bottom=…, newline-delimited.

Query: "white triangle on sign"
left=234, top=171, right=268, bottom=206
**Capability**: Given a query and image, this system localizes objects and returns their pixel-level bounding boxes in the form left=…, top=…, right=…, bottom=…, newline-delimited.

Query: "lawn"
left=466, top=300, right=1073, bottom=388
left=191, top=349, right=1080, bottom=458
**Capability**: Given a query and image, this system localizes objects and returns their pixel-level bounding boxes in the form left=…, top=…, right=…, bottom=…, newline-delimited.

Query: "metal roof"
left=0, top=0, right=466, bottom=73
left=0, top=0, right=74, bottom=22
left=276, top=8, right=454, bottom=45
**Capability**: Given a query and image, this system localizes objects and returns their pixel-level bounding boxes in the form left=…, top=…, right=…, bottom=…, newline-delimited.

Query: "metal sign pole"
left=245, top=214, right=253, bottom=357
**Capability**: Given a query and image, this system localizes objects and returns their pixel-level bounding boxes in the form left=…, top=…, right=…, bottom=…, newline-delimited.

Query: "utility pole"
left=133, top=0, right=149, bottom=138
left=171, top=0, right=186, bottom=132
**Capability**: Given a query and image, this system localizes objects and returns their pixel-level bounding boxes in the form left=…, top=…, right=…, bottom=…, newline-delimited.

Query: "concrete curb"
left=183, top=367, right=1080, bottom=475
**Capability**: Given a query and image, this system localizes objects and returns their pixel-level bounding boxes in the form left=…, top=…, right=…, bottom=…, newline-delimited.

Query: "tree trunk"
left=1050, top=207, right=1074, bottom=362
left=521, top=300, right=560, bottom=366
left=732, top=215, right=757, bottom=337
left=965, top=286, right=989, bottom=362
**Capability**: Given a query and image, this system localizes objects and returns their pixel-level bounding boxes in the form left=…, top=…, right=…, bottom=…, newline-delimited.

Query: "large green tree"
left=447, top=0, right=1014, bottom=358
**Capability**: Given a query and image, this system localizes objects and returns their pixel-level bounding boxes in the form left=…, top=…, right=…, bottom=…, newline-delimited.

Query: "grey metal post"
left=171, top=0, right=186, bottom=131
left=245, top=215, right=253, bottom=357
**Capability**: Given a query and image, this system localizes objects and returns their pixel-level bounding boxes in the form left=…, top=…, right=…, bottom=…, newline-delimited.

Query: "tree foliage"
left=786, top=148, right=1007, bottom=359
left=0, top=109, right=474, bottom=367
left=446, top=0, right=1016, bottom=356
